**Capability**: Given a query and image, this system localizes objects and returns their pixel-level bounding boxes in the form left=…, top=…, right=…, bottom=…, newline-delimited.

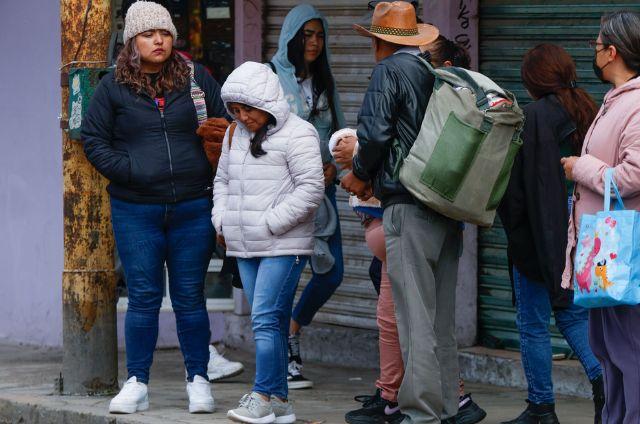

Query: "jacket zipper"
left=239, top=135, right=250, bottom=252
left=583, top=100, right=609, bottom=155
left=157, top=106, right=177, bottom=202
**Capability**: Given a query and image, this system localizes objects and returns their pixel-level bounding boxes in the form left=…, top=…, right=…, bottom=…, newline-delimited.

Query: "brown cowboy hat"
left=354, top=1, right=438, bottom=46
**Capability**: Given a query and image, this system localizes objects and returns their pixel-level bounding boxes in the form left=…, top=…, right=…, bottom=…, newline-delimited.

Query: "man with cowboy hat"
left=341, top=2, right=460, bottom=423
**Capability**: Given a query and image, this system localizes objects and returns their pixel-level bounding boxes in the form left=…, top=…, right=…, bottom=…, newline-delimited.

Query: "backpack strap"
left=266, top=61, right=277, bottom=74
left=228, top=122, right=237, bottom=148
left=186, top=60, right=208, bottom=126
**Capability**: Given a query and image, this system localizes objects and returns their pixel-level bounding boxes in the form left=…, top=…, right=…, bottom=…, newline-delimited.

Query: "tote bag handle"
left=604, top=168, right=625, bottom=211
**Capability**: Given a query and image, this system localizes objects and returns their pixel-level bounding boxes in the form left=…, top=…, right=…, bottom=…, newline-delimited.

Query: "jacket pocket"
left=420, top=113, right=487, bottom=201
left=104, top=150, right=132, bottom=185
left=270, top=177, right=294, bottom=209
left=129, top=152, right=162, bottom=186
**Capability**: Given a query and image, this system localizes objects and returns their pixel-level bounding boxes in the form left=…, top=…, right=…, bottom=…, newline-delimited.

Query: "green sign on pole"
left=68, top=67, right=112, bottom=140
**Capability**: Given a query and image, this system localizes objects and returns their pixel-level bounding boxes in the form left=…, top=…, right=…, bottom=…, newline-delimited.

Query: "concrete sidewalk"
left=0, top=342, right=595, bottom=423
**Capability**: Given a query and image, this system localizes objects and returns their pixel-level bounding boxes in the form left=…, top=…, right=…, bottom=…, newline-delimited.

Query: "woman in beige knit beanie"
left=81, top=0, right=231, bottom=416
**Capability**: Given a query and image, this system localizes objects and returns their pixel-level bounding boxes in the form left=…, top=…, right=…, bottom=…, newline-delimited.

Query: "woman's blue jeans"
left=292, top=184, right=344, bottom=326
left=513, top=266, right=602, bottom=404
left=110, top=196, right=214, bottom=384
left=237, top=256, right=308, bottom=399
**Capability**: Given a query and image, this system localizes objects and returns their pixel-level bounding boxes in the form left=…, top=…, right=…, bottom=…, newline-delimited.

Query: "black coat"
left=82, top=63, right=228, bottom=203
left=352, top=52, right=435, bottom=208
left=498, top=95, right=576, bottom=308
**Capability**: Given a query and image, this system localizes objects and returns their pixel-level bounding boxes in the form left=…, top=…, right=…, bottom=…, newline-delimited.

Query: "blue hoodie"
left=270, top=4, right=346, bottom=163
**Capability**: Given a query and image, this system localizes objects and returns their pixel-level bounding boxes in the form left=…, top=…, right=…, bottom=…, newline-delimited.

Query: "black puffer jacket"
left=352, top=51, right=434, bottom=207
left=82, top=62, right=227, bottom=203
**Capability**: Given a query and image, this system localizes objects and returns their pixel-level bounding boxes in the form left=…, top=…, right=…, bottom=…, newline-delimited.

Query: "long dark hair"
left=521, top=44, right=598, bottom=152
left=600, top=11, right=640, bottom=74
left=287, top=19, right=339, bottom=132
left=249, top=114, right=277, bottom=158
left=115, top=38, right=190, bottom=98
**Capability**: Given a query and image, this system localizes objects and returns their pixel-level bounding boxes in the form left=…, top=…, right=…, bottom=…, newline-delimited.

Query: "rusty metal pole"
left=61, top=0, right=118, bottom=395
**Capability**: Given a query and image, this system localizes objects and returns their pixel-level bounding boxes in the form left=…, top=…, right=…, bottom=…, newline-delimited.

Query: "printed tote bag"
left=573, top=169, right=640, bottom=308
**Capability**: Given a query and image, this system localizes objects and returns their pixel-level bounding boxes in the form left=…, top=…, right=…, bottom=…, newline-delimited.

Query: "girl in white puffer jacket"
left=213, top=61, right=324, bottom=424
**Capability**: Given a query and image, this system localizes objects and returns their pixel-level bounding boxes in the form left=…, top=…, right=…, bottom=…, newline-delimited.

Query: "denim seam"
left=555, top=309, right=601, bottom=382
left=258, top=256, right=301, bottom=401
left=273, top=257, right=299, bottom=400
left=514, top=268, right=553, bottom=405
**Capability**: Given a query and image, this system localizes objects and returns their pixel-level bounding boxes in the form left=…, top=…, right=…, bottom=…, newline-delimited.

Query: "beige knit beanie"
left=123, top=1, right=178, bottom=44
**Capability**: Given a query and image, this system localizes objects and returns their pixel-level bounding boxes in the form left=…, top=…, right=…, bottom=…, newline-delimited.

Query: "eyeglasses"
left=588, top=40, right=609, bottom=49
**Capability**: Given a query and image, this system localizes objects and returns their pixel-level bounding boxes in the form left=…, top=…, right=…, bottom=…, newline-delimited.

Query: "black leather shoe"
left=501, top=401, right=559, bottom=424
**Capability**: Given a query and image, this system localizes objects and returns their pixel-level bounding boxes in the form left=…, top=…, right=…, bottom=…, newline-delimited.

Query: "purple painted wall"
left=118, top=311, right=226, bottom=348
left=0, top=1, right=63, bottom=345
left=424, top=0, right=480, bottom=346
left=424, top=0, right=479, bottom=70
left=234, top=0, right=263, bottom=67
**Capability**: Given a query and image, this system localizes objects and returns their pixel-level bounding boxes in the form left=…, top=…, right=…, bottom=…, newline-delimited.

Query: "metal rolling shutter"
left=264, top=1, right=381, bottom=329
left=478, top=1, right=640, bottom=353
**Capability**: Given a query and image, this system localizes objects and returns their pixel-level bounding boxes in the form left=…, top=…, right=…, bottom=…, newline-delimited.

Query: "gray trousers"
left=383, top=203, right=461, bottom=423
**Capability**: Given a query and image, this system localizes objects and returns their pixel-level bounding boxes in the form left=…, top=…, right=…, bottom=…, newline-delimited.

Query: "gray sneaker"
left=271, top=396, right=296, bottom=424
left=227, top=392, right=276, bottom=424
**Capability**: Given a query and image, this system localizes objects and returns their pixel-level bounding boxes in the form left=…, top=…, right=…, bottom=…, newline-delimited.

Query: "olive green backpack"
left=399, top=56, right=524, bottom=227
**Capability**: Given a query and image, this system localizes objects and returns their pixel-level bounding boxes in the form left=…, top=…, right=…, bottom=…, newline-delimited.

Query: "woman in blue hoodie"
left=270, top=4, right=346, bottom=390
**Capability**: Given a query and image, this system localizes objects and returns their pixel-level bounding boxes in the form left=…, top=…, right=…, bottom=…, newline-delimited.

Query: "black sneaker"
left=345, top=389, right=405, bottom=424
left=287, top=359, right=313, bottom=389
left=456, top=394, right=486, bottom=424
left=287, top=334, right=313, bottom=389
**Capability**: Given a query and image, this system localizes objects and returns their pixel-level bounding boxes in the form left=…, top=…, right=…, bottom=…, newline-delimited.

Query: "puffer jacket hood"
left=602, top=75, right=640, bottom=106
left=221, top=61, right=290, bottom=134
left=213, top=62, right=325, bottom=258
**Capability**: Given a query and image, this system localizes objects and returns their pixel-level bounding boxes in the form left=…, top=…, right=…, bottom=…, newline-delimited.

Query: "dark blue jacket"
left=82, top=62, right=227, bottom=203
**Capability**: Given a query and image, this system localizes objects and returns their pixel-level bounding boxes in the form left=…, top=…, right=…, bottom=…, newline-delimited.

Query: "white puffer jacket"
left=212, top=62, right=324, bottom=258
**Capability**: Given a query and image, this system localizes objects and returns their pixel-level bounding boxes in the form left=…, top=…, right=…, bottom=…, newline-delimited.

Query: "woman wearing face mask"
left=498, top=44, right=603, bottom=424
left=213, top=62, right=324, bottom=424
left=560, top=11, right=640, bottom=424
left=268, top=4, right=346, bottom=390
left=82, top=1, right=228, bottom=414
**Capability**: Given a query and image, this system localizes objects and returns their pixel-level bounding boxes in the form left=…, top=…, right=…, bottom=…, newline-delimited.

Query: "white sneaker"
left=187, top=375, right=215, bottom=413
left=207, top=344, right=245, bottom=382
left=272, top=396, right=296, bottom=424
left=227, top=392, right=276, bottom=424
left=108, top=376, right=149, bottom=414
